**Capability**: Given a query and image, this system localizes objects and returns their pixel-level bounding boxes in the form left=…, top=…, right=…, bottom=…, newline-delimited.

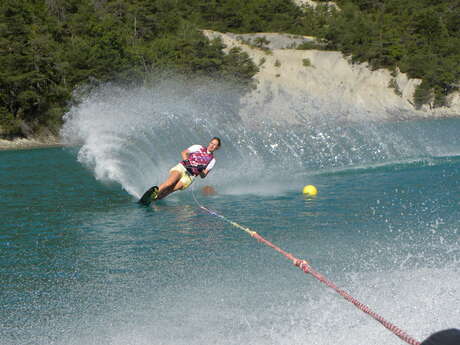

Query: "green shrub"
left=0, top=108, right=22, bottom=138
left=297, top=41, right=323, bottom=50
left=388, top=78, right=402, bottom=97
left=253, top=37, right=270, bottom=49
left=302, top=58, right=312, bottom=67
left=414, top=81, right=433, bottom=109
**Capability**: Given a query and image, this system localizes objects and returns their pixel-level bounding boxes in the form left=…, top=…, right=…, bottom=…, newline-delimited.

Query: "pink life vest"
left=181, top=146, right=214, bottom=176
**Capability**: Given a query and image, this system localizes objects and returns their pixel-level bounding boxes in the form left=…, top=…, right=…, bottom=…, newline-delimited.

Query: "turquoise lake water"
left=1, top=82, right=460, bottom=345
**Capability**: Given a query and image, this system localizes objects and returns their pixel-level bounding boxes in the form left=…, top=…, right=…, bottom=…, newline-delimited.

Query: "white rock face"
left=293, top=0, right=339, bottom=10
left=203, top=30, right=460, bottom=124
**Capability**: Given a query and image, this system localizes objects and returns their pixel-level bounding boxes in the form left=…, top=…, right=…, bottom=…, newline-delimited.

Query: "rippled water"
left=1, top=140, right=459, bottom=345
left=2, top=79, right=460, bottom=345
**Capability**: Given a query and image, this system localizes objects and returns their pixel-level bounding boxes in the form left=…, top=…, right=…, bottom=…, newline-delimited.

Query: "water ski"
left=139, top=186, right=159, bottom=205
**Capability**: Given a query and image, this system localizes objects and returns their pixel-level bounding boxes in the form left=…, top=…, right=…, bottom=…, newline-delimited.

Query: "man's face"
left=207, top=139, right=220, bottom=153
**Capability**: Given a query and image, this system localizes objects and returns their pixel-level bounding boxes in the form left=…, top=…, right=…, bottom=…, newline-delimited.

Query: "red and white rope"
left=192, top=188, right=420, bottom=345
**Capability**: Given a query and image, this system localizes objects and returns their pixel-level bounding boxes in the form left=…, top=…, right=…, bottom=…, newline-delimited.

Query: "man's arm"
left=199, top=169, right=209, bottom=178
left=199, top=158, right=215, bottom=178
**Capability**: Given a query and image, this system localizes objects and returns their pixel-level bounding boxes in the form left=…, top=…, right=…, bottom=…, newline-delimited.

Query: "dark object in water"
left=421, top=329, right=460, bottom=345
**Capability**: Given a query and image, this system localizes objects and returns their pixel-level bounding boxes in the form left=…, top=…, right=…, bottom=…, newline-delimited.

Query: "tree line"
left=1, top=0, right=459, bottom=138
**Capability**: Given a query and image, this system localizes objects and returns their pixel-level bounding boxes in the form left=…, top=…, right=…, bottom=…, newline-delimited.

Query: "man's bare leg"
left=157, top=171, right=181, bottom=200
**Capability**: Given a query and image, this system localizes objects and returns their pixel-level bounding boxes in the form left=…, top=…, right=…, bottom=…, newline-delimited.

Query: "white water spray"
left=61, top=78, right=460, bottom=198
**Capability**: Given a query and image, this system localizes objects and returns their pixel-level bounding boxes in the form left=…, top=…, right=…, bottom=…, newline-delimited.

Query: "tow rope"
left=191, top=188, right=421, bottom=345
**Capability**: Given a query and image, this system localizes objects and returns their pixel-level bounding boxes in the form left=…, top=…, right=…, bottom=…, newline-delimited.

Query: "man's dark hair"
left=211, top=137, right=221, bottom=147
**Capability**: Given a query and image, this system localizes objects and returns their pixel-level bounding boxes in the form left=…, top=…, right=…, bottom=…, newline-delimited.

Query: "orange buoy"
left=201, top=185, right=217, bottom=196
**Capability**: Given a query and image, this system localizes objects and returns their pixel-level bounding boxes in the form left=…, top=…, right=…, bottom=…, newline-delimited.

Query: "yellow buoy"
left=303, top=184, right=318, bottom=196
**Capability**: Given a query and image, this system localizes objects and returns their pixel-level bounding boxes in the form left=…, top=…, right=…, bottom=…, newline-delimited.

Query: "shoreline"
left=0, top=137, right=63, bottom=151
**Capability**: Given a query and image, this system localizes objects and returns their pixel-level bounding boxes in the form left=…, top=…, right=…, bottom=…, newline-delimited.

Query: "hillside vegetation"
left=1, top=0, right=459, bottom=138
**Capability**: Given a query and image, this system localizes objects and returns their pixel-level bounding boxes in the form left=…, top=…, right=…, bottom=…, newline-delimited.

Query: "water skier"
left=139, top=137, right=221, bottom=204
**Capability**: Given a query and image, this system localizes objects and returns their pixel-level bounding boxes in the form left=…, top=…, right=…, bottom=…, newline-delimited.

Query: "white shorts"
left=169, top=163, right=195, bottom=190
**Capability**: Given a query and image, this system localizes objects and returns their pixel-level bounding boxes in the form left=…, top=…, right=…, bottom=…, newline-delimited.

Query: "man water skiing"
left=139, top=137, right=221, bottom=204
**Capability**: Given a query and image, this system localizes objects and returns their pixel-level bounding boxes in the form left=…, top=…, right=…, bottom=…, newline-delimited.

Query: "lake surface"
left=3, top=78, right=460, bottom=345
left=1, top=116, right=459, bottom=345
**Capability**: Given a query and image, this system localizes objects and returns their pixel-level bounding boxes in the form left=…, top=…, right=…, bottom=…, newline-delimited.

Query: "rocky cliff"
left=204, top=30, right=460, bottom=125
